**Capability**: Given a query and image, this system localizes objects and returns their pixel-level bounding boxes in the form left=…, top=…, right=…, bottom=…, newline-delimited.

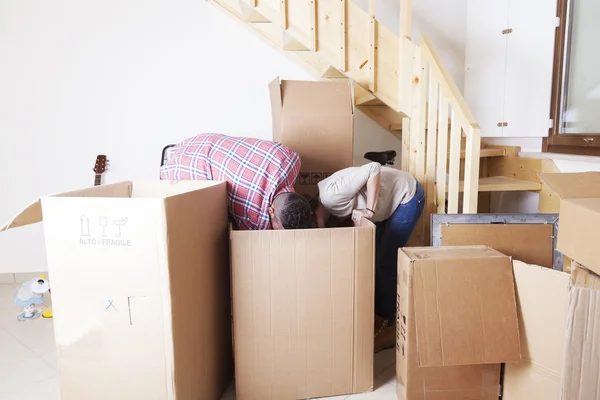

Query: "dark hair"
left=278, top=193, right=313, bottom=229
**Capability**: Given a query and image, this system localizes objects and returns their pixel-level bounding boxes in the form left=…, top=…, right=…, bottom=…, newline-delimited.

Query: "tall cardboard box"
left=396, top=246, right=522, bottom=400
left=540, top=172, right=600, bottom=274
left=230, top=220, right=375, bottom=400
left=269, top=77, right=355, bottom=195
left=0, top=181, right=233, bottom=400
left=503, top=261, right=570, bottom=400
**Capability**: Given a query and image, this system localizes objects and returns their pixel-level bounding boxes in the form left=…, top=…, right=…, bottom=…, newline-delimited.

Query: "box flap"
left=557, top=198, right=600, bottom=275
left=0, top=182, right=133, bottom=232
left=561, top=263, right=600, bottom=400
left=411, top=246, right=521, bottom=367
left=0, top=198, right=42, bottom=232
left=280, top=80, right=354, bottom=116
left=268, top=77, right=283, bottom=143
left=403, top=245, right=506, bottom=261
left=503, top=261, right=569, bottom=400
left=540, top=172, right=600, bottom=199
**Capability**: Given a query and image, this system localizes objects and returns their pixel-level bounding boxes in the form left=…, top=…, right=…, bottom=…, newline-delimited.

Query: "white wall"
left=0, top=0, right=404, bottom=273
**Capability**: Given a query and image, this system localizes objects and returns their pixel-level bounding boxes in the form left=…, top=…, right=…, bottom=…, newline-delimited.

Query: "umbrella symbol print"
left=113, top=218, right=128, bottom=238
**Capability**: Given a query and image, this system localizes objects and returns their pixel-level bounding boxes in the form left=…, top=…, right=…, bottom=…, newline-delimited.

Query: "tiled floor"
left=0, top=283, right=397, bottom=399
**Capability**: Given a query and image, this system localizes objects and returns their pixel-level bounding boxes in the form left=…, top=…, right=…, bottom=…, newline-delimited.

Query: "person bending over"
left=161, top=133, right=312, bottom=230
left=313, top=162, right=424, bottom=352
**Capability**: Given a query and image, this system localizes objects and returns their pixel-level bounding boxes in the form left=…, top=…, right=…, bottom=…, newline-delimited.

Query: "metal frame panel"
left=431, top=213, right=562, bottom=271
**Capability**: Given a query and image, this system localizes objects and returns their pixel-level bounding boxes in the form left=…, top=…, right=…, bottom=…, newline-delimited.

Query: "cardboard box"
left=540, top=172, right=600, bottom=274
left=230, top=220, right=375, bottom=400
left=561, top=263, right=600, bottom=400
left=269, top=77, right=355, bottom=195
left=0, top=181, right=233, bottom=400
left=503, top=261, right=569, bottom=400
left=396, top=246, right=521, bottom=400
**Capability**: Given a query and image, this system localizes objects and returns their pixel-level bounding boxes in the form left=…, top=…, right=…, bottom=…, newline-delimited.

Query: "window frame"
left=544, top=0, right=600, bottom=156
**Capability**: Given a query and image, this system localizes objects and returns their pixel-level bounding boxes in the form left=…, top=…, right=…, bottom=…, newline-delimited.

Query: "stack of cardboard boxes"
left=1, top=78, right=599, bottom=400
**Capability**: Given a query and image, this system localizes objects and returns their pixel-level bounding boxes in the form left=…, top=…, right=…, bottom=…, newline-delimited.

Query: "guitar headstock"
left=93, top=155, right=108, bottom=175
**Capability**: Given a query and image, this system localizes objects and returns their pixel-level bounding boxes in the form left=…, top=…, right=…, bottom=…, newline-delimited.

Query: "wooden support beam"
left=462, top=126, right=481, bottom=213
left=447, top=112, right=462, bottom=214
left=436, top=96, right=449, bottom=214
left=400, top=0, right=412, bottom=39
left=402, top=117, right=411, bottom=171
left=339, top=0, right=347, bottom=71
left=280, top=0, right=287, bottom=29
left=368, top=0, right=377, bottom=92
left=425, top=71, right=439, bottom=217
left=310, top=0, right=318, bottom=51
left=425, top=73, right=439, bottom=241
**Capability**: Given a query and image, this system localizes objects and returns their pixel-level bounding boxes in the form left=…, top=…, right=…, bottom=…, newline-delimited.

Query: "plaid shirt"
left=160, top=134, right=301, bottom=230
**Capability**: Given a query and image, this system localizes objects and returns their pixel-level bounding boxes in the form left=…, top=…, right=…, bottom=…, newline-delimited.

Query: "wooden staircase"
left=208, top=0, right=545, bottom=242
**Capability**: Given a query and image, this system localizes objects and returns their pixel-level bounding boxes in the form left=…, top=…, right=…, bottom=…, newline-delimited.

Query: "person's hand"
left=351, top=209, right=374, bottom=226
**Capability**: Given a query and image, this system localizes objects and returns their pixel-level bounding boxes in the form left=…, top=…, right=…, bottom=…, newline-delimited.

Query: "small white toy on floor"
left=14, top=275, right=50, bottom=321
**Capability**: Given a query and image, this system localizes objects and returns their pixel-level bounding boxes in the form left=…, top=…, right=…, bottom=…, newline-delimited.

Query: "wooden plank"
left=424, top=72, right=439, bottom=242
left=447, top=112, right=462, bottom=213
left=310, top=0, right=317, bottom=51
left=425, top=71, right=439, bottom=213
left=455, top=176, right=542, bottom=192
left=410, top=50, right=427, bottom=184
left=436, top=96, right=449, bottom=214
left=462, top=126, right=481, bottom=213
left=400, top=0, right=412, bottom=39
left=280, top=0, right=287, bottom=29
left=461, top=148, right=505, bottom=159
left=402, top=117, right=411, bottom=172
left=368, top=0, right=376, bottom=92
left=339, top=0, right=347, bottom=71
left=398, top=37, right=415, bottom=115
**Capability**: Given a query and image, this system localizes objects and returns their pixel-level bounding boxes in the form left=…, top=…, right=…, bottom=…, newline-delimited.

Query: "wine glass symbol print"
left=99, top=217, right=108, bottom=237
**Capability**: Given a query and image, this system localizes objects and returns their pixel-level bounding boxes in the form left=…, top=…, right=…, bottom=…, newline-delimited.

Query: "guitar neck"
left=94, top=174, right=102, bottom=186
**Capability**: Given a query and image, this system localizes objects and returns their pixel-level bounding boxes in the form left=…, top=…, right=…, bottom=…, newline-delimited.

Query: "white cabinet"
left=465, top=0, right=558, bottom=137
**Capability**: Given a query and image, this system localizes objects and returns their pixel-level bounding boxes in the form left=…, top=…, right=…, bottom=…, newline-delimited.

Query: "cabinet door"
left=504, top=0, right=558, bottom=137
left=465, top=0, right=509, bottom=137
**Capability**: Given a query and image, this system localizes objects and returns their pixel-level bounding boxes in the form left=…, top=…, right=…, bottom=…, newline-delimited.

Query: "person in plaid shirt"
left=160, top=133, right=312, bottom=230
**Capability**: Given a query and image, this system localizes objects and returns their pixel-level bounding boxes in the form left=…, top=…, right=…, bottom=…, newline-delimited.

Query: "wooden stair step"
left=456, top=176, right=542, bottom=193
left=460, top=148, right=506, bottom=159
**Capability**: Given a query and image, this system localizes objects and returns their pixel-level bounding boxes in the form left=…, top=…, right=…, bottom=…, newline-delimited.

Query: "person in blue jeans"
left=313, top=162, right=425, bottom=352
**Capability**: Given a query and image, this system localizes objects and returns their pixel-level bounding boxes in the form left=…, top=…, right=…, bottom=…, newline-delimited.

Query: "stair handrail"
left=412, top=34, right=481, bottom=217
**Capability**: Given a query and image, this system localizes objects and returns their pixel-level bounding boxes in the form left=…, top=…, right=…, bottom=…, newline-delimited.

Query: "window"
left=545, top=0, right=600, bottom=155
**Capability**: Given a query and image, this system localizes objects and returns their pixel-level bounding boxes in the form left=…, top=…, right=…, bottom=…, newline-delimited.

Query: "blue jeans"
left=374, top=181, right=425, bottom=319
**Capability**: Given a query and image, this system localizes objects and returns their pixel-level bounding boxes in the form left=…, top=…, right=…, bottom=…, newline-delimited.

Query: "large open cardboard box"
left=540, top=172, right=600, bottom=274
left=269, top=77, right=355, bottom=196
left=230, top=220, right=375, bottom=400
left=0, top=181, right=233, bottom=400
left=396, top=246, right=521, bottom=400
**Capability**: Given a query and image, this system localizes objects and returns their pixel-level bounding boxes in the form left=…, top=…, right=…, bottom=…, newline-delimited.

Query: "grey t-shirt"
left=317, top=162, right=417, bottom=222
